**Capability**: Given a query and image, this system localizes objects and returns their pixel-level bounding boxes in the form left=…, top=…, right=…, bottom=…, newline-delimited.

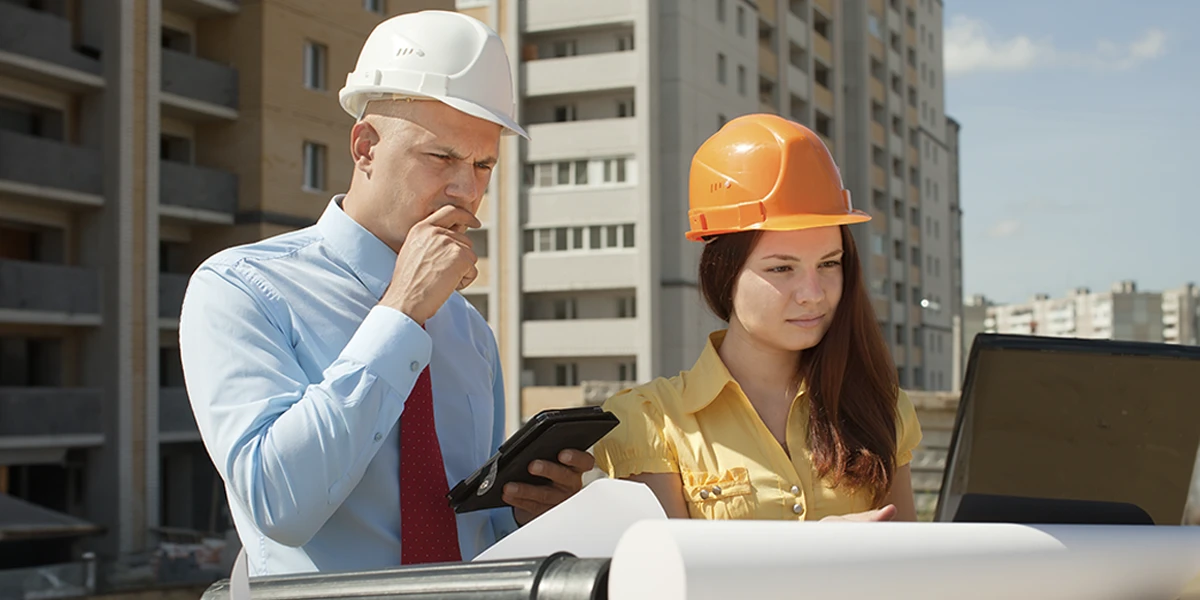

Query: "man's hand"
left=820, top=504, right=897, bottom=522
left=503, top=450, right=596, bottom=526
left=380, top=205, right=482, bottom=324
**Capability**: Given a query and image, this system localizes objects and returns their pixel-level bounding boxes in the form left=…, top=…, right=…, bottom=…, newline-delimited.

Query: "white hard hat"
left=339, top=10, right=527, bottom=138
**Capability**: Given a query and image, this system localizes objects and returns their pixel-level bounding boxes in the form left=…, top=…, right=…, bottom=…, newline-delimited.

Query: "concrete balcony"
left=909, top=184, right=921, bottom=203
left=870, top=37, right=886, bottom=61
left=908, top=104, right=918, bottom=125
left=0, top=388, right=104, bottom=449
left=163, top=0, right=240, bottom=17
left=0, top=130, right=103, bottom=206
left=522, top=251, right=638, bottom=292
left=872, top=165, right=886, bottom=191
left=524, top=51, right=637, bottom=97
left=787, top=64, right=809, bottom=100
left=812, top=33, right=833, bottom=65
left=526, top=117, right=638, bottom=162
left=522, top=318, right=639, bottom=358
left=0, top=2, right=104, bottom=91
left=906, top=22, right=918, bottom=46
left=786, top=11, right=808, bottom=46
left=759, top=44, right=779, bottom=77
left=524, top=0, right=635, bottom=33
left=870, top=77, right=885, bottom=103
left=890, top=132, right=906, bottom=158
left=871, top=122, right=886, bottom=146
left=908, top=144, right=919, bottom=167
left=161, top=48, right=239, bottom=121
left=520, top=386, right=584, bottom=421
left=814, top=0, right=835, bottom=16
left=0, top=259, right=101, bottom=326
left=813, top=83, right=833, bottom=114
left=526, top=187, right=639, bottom=227
left=159, top=272, right=190, bottom=325
left=159, top=160, right=238, bottom=223
left=159, top=388, right=200, bottom=443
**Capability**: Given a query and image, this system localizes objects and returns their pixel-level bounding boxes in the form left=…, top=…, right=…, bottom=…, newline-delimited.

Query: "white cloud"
left=945, top=16, right=1168, bottom=77
left=987, top=219, right=1022, bottom=239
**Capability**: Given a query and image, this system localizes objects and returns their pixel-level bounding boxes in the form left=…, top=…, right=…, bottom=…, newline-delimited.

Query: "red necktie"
left=399, top=360, right=462, bottom=564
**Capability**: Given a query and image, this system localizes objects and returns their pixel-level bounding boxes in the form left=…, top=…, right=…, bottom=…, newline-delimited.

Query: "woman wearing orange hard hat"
left=594, top=114, right=922, bottom=522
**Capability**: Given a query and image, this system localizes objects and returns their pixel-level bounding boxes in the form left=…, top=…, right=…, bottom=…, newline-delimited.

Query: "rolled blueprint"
left=609, top=520, right=1200, bottom=600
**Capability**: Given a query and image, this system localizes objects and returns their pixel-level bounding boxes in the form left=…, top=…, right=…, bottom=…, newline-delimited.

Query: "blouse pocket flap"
left=681, top=467, right=752, bottom=502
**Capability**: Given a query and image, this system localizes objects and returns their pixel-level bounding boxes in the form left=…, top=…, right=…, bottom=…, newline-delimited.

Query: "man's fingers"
left=456, top=263, right=478, bottom=291
left=528, top=460, right=583, bottom=491
left=872, top=504, right=897, bottom=521
left=503, top=482, right=565, bottom=509
left=423, top=204, right=481, bottom=232
left=557, top=450, right=596, bottom=474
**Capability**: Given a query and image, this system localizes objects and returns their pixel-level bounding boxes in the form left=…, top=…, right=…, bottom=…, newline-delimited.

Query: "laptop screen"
left=934, top=334, right=1200, bottom=524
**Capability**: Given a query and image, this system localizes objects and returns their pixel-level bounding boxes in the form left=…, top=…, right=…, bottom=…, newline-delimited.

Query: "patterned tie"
left=399, top=357, right=462, bottom=565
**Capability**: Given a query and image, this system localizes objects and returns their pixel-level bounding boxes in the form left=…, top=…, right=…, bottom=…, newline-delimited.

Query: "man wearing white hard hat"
left=179, top=11, right=593, bottom=576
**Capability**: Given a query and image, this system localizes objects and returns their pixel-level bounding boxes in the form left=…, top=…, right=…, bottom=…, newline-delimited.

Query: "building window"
left=737, top=5, right=746, bottom=36
left=304, top=41, right=327, bottom=90
left=604, top=158, right=627, bottom=183
left=717, top=0, right=726, bottom=22
left=872, top=190, right=886, bottom=210
left=906, top=8, right=916, bottom=26
left=891, top=115, right=902, bottom=136
left=914, top=367, right=924, bottom=388
left=868, top=13, right=882, bottom=39
left=871, top=233, right=884, bottom=256
left=553, top=298, right=577, bottom=319
left=553, top=104, right=577, bottom=122
left=909, top=128, right=919, bottom=148
left=869, top=57, right=884, bottom=81
left=303, top=142, right=326, bottom=191
left=872, top=145, right=886, bottom=168
left=617, top=296, right=637, bottom=318
left=553, top=40, right=577, bottom=57
left=893, top=198, right=903, bottom=218
left=363, top=0, right=383, bottom=14
left=912, top=287, right=922, bottom=305
left=815, top=111, right=832, bottom=137
left=891, top=73, right=902, bottom=95
left=911, top=206, right=919, bottom=225
left=890, top=32, right=901, bottom=54
left=622, top=224, right=635, bottom=247
left=618, top=361, right=637, bottom=382
left=894, top=282, right=904, bottom=303
left=910, top=246, right=920, bottom=266
left=871, top=102, right=885, bottom=125
left=717, top=53, right=727, bottom=84
left=617, top=34, right=635, bottom=51
left=555, top=363, right=579, bottom=386
left=907, top=47, right=917, bottom=67
left=892, top=157, right=902, bottom=177
left=617, top=99, right=635, bottom=118
left=814, top=62, right=831, bottom=88
left=908, top=86, right=917, bottom=107
left=813, top=10, right=831, bottom=40
left=737, top=65, right=747, bottom=95
left=893, top=239, right=903, bottom=260
left=895, top=324, right=906, bottom=344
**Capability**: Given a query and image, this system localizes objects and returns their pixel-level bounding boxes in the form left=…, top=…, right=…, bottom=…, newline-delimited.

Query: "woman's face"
left=730, top=227, right=844, bottom=352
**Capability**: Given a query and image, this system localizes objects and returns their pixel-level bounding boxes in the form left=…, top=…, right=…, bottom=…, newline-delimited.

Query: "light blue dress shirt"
left=179, top=197, right=517, bottom=576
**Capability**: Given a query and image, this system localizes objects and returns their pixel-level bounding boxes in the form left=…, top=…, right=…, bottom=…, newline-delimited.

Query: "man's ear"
left=350, top=120, right=381, bottom=178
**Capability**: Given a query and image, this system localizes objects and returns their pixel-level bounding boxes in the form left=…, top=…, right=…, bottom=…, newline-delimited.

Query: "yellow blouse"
left=594, top=330, right=923, bottom=521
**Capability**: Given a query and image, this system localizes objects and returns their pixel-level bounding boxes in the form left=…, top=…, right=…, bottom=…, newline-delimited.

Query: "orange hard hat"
left=686, top=113, right=869, bottom=241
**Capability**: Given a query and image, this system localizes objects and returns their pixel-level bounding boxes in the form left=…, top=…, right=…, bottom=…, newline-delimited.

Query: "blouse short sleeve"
left=895, top=389, right=924, bottom=467
left=593, top=384, right=680, bottom=479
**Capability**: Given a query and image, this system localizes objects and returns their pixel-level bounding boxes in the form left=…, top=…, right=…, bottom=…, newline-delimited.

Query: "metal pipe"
left=200, top=553, right=609, bottom=600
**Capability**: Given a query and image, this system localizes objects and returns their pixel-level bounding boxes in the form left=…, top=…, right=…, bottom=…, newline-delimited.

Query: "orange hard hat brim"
left=684, top=209, right=871, bottom=241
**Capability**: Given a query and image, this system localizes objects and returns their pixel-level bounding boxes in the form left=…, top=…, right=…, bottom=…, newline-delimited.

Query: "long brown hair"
left=698, top=226, right=900, bottom=505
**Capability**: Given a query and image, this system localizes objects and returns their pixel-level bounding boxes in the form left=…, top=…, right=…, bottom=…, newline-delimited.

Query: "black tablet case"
left=446, top=406, right=620, bottom=514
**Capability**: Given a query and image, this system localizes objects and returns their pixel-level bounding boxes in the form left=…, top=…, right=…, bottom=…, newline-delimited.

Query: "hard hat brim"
left=437, top=95, right=529, bottom=139
left=685, top=209, right=871, bottom=242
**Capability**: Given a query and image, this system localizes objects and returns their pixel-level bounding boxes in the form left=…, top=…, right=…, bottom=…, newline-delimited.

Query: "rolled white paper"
left=609, top=520, right=1200, bottom=600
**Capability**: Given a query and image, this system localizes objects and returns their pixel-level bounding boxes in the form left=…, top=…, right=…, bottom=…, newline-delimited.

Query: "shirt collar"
left=315, top=195, right=398, bottom=300
left=679, top=330, right=738, bottom=414
left=680, top=329, right=807, bottom=414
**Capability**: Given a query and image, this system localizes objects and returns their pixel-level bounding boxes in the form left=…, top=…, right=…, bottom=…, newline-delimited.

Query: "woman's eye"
left=768, top=265, right=792, bottom=273
left=819, top=260, right=842, bottom=269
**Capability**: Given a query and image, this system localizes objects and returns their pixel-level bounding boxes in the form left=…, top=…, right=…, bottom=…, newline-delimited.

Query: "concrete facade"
left=984, top=281, right=1168, bottom=343
left=461, top=0, right=962, bottom=434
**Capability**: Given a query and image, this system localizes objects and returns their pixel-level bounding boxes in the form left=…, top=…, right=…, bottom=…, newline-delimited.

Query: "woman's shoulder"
left=602, top=375, right=684, bottom=414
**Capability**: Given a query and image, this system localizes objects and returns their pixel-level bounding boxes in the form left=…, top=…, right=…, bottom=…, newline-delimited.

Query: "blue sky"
left=944, top=0, right=1197, bottom=303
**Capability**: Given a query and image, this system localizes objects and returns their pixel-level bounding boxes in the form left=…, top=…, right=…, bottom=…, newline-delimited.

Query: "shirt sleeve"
left=895, top=389, right=924, bottom=467
left=179, top=264, right=431, bottom=548
left=593, top=385, right=680, bottom=479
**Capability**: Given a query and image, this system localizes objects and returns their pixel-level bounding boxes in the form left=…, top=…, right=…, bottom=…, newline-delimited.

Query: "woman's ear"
left=350, top=120, right=380, bottom=178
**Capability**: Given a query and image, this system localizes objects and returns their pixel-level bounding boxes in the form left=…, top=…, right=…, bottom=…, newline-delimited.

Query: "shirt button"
left=699, top=489, right=710, bottom=500
left=374, top=432, right=383, bottom=442
left=409, top=361, right=421, bottom=372
left=792, top=503, right=804, bottom=515
left=790, top=485, right=800, bottom=495
left=711, top=485, right=722, bottom=496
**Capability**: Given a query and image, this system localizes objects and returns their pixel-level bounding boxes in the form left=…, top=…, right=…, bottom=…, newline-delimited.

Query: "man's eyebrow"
left=430, top=145, right=497, bottom=166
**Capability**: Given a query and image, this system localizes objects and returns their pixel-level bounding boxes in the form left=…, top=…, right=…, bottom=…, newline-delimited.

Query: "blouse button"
left=699, top=489, right=710, bottom=500
left=793, top=503, right=804, bottom=515
left=711, top=485, right=722, bottom=496
left=790, top=485, right=801, bottom=495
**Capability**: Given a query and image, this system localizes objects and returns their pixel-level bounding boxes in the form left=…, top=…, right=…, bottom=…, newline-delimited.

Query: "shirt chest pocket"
left=681, top=467, right=754, bottom=520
